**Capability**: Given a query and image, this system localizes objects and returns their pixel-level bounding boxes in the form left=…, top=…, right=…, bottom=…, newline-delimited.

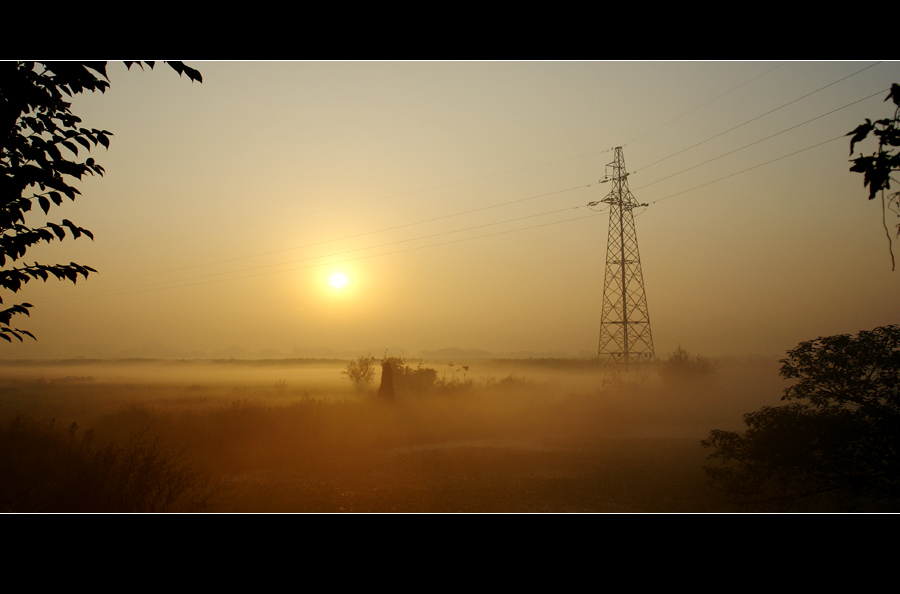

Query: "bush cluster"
left=659, top=345, right=714, bottom=380
left=342, top=355, right=472, bottom=396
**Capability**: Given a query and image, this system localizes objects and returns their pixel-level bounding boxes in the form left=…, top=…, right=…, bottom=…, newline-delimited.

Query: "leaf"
left=849, top=155, right=874, bottom=174
left=38, top=196, right=50, bottom=214
left=61, top=219, right=83, bottom=239
left=47, top=223, right=65, bottom=241
left=848, top=120, right=874, bottom=155
left=83, top=62, right=109, bottom=81
left=61, top=140, right=78, bottom=155
left=887, top=83, right=900, bottom=107
left=46, top=143, right=62, bottom=162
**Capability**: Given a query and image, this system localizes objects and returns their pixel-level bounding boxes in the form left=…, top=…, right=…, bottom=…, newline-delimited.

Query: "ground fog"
left=0, top=356, right=784, bottom=512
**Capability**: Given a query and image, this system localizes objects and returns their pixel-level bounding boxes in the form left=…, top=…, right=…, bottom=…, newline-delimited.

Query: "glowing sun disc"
left=329, top=272, right=348, bottom=289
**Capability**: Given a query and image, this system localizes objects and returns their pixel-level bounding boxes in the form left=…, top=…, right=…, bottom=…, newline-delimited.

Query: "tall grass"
left=0, top=416, right=219, bottom=512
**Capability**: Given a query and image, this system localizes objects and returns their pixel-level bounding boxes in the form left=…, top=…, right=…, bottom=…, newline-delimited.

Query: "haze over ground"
left=5, top=61, right=899, bottom=360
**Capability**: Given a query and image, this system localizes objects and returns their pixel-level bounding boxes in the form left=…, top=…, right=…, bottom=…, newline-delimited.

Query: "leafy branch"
left=1, top=61, right=201, bottom=341
left=847, top=83, right=900, bottom=270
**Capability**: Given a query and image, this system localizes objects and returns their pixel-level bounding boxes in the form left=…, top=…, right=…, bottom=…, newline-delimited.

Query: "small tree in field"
left=702, top=325, right=900, bottom=511
left=342, top=355, right=377, bottom=392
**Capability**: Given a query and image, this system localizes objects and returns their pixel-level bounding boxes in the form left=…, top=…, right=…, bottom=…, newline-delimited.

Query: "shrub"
left=659, top=345, right=714, bottom=380
left=365, top=355, right=474, bottom=397
left=402, top=366, right=438, bottom=393
left=342, top=355, right=377, bottom=392
left=380, top=355, right=439, bottom=396
left=435, top=362, right=473, bottom=393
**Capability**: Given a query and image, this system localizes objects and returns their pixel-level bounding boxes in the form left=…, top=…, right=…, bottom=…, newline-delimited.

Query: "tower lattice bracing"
left=598, top=147, right=654, bottom=364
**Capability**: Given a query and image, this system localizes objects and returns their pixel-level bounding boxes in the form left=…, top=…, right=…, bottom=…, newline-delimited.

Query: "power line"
left=83, top=64, right=885, bottom=285
left=52, top=182, right=600, bottom=291
left=627, top=61, right=787, bottom=146
left=95, top=148, right=615, bottom=257
left=43, top=81, right=875, bottom=301
left=632, top=88, right=888, bottom=193
left=633, top=61, right=882, bottom=175
left=31, top=64, right=889, bottom=306
left=643, top=134, right=845, bottom=208
left=40, top=207, right=605, bottom=302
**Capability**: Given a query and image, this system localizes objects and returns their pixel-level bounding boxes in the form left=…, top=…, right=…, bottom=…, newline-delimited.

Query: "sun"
left=329, top=272, right=348, bottom=289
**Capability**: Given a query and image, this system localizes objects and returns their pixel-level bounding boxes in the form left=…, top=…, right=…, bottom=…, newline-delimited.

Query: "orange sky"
left=6, top=61, right=900, bottom=360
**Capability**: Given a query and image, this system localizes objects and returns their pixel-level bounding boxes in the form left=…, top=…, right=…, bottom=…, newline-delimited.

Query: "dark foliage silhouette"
left=0, top=61, right=201, bottom=342
left=702, top=325, right=900, bottom=511
left=848, top=83, right=900, bottom=270
left=0, top=416, right=218, bottom=512
left=379, top=355, right=444, bottom=397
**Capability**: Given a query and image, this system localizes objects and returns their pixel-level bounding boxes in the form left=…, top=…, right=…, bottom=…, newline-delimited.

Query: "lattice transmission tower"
left=597, top=147, right=655, bottom=364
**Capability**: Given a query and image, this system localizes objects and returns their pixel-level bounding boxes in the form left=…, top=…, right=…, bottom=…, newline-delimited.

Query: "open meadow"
left=0, top=355, right=785, bottom=512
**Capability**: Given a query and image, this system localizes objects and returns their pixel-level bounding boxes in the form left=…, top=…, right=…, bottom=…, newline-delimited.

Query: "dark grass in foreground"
left=0, top=416, right=219, bottom=512
left=216, top=438, right=727, bottom=513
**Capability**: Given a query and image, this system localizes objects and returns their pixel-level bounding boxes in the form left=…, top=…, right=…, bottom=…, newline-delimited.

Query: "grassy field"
left=0, top=356, right=785, bottom=512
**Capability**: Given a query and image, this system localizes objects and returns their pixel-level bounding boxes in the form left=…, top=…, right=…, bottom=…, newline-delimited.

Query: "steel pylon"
left=598, top=147, right=654, bottom=364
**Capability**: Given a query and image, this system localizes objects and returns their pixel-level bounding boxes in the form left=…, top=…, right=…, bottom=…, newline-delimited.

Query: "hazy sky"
left=7, top=60, right=900, bottom=359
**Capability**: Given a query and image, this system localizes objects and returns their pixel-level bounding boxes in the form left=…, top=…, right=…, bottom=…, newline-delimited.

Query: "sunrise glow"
left=329, top=272, right=348, bottom=289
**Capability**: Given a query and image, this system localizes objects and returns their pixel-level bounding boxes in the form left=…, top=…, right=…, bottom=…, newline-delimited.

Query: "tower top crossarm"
left=600, top=146, right=642, bottom=211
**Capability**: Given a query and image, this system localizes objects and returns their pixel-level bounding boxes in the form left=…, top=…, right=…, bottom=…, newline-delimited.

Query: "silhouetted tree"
left=848, top=83, right=900, bottom=270
left=342, top=355, right=377, bottom=392
left=0, top=61, right=201, bottom=342
left=703, top=325, right=900, bottom=511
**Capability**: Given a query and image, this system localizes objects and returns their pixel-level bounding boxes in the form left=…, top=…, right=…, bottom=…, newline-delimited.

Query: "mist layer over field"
left=0, top=356, right=784, bottom=512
